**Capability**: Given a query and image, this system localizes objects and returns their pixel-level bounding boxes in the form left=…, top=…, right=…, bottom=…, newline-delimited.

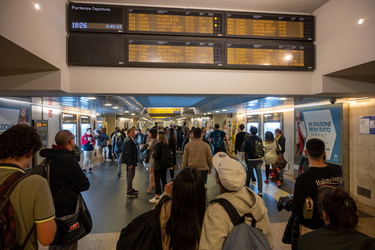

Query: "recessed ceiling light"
left=34, top=3, right=40, bottom=10
left=222, top=109, right=227, bottom=111
left=104, top=103, right=112, bottom=106
left=358, top=18, right=364, bottom=24
left=113, top=106, right=119, bottom=109
left=279, top=97, right=287, bottom=100
left=207, top=112, right=211, bottom=114
left=203, top=113, right=207, bottom=115
left=131, top=113, right=135, bottom=115
left=124, top=110, right=129, bottom=113
left=87, top=97, right=96, bottom=100
left=215, top=111, right=220, bottom=113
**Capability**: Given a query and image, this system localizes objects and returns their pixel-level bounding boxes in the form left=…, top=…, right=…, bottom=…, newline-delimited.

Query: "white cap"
left=212, top=152, right=246, bottom=192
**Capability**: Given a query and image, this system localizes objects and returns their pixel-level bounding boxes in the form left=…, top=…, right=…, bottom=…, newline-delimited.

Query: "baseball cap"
left=212, top=152, right=246, bottom=192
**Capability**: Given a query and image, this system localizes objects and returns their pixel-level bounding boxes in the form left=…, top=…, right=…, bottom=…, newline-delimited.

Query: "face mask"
left=117, top=133, right=121, bottom=136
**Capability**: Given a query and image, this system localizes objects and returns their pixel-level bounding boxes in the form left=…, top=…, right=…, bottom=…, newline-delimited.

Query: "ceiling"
left=2, top=0, right=374, bottom=119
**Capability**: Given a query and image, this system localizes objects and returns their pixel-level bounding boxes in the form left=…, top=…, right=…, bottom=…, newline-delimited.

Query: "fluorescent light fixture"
left=279, top=97, right=288, bottom=101
left=124, top=110, right=129, bottom=113
left=358, top=18, right=364, bottom=24
left=86, top=97, right=96, bottom=100
left=104, top=103, right=112, bottom=106
left=113, top=106, right=119, bottom=109
left=222, top=109, right=227, bottom=111
left=215, top=111, right=220, bottom=113
left=207, top=112, right=212, bottom=114
left=203, top=113, right=207, bottom=115
left=131, top=113, right=135, bottom=115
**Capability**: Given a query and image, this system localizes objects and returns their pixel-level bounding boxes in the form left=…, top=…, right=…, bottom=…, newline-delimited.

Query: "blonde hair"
left=157, top=131, right=168, bottom=145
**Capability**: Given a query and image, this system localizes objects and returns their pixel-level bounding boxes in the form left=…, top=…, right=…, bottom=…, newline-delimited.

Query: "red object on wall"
left=48, top=109, right=53, bottom=118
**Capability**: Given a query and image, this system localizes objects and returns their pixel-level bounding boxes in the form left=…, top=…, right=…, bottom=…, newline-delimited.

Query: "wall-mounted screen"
left=225, top=40, right=314, bottom=71
left=126, top=36, right=224, bottom=68
left=226, top=12, right=314, bottom=40
left=126, top=7, right=223, bottom=36
left=68, top=3, right=125, bottom=33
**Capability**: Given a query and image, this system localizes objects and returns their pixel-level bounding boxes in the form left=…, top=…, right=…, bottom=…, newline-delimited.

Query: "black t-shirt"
left=298, top=225, right=375, bottom=250
left=235, top=131, right=247, bottom=153
left=292, top=165, right=342, bottom=229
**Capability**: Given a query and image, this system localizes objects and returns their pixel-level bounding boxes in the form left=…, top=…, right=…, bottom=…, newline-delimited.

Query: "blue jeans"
left=115, top=152, right=123, bottom=175
left=246, top=160, right=263, bottom=192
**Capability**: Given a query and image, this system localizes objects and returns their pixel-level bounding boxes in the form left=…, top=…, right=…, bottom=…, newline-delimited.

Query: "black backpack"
left=162, top=145, right=175, bottom=168
left=28, top=159, right=51, bottom=183
left=211, top=130, right=224, bottom=148
left=210, top=198, right=271, bottom=250
left=117, top=196, right=170, bottom=250
left=247, top=136, right=264, bottom=159
left=0, top=171, right=33, bottom=250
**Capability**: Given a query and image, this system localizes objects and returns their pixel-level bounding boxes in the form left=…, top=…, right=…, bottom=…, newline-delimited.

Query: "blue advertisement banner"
left=295, top=104, right=342, bottom=165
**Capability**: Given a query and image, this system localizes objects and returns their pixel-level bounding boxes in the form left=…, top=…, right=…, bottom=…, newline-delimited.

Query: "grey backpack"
left=209, top=198, right=271, bottom=250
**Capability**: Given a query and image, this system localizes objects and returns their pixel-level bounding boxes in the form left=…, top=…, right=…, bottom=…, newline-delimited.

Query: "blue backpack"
left=209, top=198, right=271, bottom=250
left=211, top=130, right=224, bottom=148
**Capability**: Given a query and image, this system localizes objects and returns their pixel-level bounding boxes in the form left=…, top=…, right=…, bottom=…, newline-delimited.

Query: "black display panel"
left=126, top=7, right=223, bottom=36
left=225, top=12, right=314, bottom=41
left=67, top=3, right=125, bottom=33
left=68, top=33, right=126, bottom=66
left=126, top=35, right=224, bottom=68
left=225, top=40, right=314, bottom=71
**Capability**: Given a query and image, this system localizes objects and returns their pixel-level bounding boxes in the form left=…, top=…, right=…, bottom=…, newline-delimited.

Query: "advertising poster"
left=295, top=104, right=342, bottom=165
left=0, top=107, right=29, bottom=134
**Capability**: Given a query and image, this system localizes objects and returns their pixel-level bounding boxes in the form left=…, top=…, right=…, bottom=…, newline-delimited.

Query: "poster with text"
left=295, top=104, right=342, bottom=165
left=0, top=107, right=28, bottom=134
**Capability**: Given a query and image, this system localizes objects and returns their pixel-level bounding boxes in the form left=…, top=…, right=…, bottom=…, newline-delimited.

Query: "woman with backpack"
left=159, top=168, right=206, bottom=249
left=149, top=130, right=169, bottom=203
left=263, top=131, right=281, bottom=188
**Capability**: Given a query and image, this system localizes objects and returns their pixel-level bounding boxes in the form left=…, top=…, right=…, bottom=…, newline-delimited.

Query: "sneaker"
left=258, top=192, right=263, bottom=197
left=264, top=179, right=269, bottom=184
left=149, top=197, right=160, bottom=203
left=277, top=180, right=282, bottom=188
left=89, top=168, right=93, bottom=173
left=131, top=188, right=139, bottom=194
left=127, top=191, right=137, bottom=198
left=83, top=169, right=88, bottom=174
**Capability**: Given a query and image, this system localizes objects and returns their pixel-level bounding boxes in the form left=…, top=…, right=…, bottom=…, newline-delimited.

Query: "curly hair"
left=0, top=124, right=42, bottom=160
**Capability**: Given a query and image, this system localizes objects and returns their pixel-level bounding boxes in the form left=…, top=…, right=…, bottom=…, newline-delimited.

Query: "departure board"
left=126, top=36, right=223, bottom=68
left=226, top=41, right=314, bottom=71
left=226, top=12, right=314, bottom=40
left=68, top=3, right=125, bottom=33
left=126, top=7, right=223, bottom=36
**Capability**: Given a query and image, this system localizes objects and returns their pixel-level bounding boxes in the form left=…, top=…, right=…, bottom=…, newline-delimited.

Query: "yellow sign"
left=148, top=108, right=181, bottom=114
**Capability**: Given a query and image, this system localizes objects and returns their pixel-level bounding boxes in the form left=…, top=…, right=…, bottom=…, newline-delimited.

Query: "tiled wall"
left=348, top=99, right=375, bottom=207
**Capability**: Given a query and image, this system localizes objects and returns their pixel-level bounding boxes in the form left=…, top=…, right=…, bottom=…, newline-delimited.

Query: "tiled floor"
left=40, top=155, right=375, bottom=249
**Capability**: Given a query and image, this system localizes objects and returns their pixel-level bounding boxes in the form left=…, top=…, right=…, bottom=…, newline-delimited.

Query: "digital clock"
left=72, top=22, right=88, bottom=29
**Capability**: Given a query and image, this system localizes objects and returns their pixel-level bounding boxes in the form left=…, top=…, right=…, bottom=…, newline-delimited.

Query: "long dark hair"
left=264, top=131, right=275, bottom=143
left=166, top=168, right=206, bottom=250
left=318, top=188, right=358, bottom=230
left=168, top=128, right=177, bottom=147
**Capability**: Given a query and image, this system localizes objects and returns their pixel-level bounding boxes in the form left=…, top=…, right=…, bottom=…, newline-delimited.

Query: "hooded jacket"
left=199, top=187, right=273, bottom=250
left=40, top=146, right=90, bottom=217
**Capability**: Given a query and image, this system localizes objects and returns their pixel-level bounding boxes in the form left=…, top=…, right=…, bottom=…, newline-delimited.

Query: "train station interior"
left=1, top=0, right=375, bottom=249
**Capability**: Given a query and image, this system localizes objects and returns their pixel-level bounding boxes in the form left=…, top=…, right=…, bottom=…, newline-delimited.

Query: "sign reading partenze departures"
left=62, top=113, right=77, bottom=124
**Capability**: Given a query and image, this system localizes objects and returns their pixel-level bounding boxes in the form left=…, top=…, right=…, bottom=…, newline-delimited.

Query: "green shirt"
left=0, top=164, right=55, bottom=249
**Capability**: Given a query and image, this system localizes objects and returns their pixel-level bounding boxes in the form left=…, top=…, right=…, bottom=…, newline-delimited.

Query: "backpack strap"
left=0, top=171, right=29, bottom=198
left=209, top=198, right=243, bottom=226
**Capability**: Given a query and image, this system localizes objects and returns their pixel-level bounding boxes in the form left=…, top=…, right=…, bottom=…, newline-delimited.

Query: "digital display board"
left=226, top=12, right=314, bottom=40
left=126, top=36, right=223, bottom=68
left=126, top=7, right=223, bottom=36
left=68, top=3, right=125, bottom=33
left=226, top=40, right=314, bottom=71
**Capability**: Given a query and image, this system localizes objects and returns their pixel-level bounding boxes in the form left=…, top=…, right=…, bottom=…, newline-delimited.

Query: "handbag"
left=276, top=154, right=287, bottom=169
left=54, top=194, right=93, bottom=244
left=140, top=143, right=148, bottom=153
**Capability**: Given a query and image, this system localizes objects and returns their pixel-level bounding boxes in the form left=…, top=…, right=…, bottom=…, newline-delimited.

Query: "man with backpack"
left=121, top=128, right=139, bottom=198
left=199, top=152, right=273, bottom=250
left=0, top=124, right=56, bottom=249
left=182, top=128, right=213, bottom=189
left=210, top=123, right=229, bottom=155
left=112, top=128, right=125, bottom=177
left=40, top=130, right=90, bottom=249
left=244, top=126, right=265, bottom=196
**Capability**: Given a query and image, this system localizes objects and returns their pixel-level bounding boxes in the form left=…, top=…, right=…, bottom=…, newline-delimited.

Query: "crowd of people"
left=0, top=123, right=374, bottom=249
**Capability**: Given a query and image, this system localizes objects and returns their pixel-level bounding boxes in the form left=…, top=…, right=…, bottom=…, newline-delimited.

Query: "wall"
left=312, top=0, right=375, bottom=94
left=0, top=0, right=69, bottom=90
left=348, top=99, right=375, bottom=207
